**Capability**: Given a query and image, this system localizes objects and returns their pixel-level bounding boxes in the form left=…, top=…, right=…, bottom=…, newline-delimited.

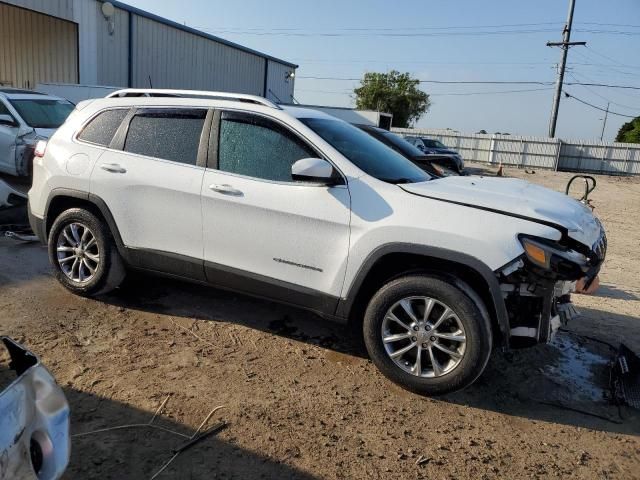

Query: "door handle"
left=100, top=163, right=127, bottom=173
left=209, top=184, right=243, bottom=196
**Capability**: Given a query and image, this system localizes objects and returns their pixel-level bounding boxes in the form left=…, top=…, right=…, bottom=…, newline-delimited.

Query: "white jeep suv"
left=28, top=89, right=607, bottom=395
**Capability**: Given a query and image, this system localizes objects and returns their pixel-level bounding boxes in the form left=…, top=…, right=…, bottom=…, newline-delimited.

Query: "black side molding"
left=205, top=261, right=340, bottom=318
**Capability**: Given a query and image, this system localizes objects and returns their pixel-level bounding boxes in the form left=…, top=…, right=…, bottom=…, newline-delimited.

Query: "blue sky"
left=126, top=0, right=639, bottom=140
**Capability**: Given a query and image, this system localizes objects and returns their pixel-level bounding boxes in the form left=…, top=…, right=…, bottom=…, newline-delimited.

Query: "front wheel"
left=363, top=274, right=492, bottom=395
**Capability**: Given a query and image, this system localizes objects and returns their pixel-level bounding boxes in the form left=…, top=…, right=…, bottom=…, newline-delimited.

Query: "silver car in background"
left=0, top=89, right=74, bottom=178
left=0, top=337, right=70, bottom=480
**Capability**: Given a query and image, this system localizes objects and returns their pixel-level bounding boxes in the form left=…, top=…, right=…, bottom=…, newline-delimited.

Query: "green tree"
left=615, top=116, right=640, bottom=143
left=354, top=71, right=430, bottom=128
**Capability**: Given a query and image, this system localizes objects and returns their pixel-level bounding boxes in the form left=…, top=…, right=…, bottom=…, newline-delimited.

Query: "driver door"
left=201, top=110, right=351, bottom=312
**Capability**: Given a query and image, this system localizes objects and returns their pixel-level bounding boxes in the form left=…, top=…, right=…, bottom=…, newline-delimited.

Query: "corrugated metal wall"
left=0, top=0, right=74, bottom=20
left=266, top=59, right=295, bottom=103
left=4, top=0, right=296, bottom=98
left=130, top=14, right=265, bottom=94
left=96, top=5, right=128, bottom=86
left=0, top=2, right=78, bottom=88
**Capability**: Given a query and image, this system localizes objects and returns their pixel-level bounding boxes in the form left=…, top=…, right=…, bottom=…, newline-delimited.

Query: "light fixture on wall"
left=285, top=71, right=295, bottom=83
left=101, top=1, right=116, bottom=35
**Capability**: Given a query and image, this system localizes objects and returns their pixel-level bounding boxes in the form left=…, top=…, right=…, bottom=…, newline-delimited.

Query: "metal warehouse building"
left=0, top=0, right=297, bottom=102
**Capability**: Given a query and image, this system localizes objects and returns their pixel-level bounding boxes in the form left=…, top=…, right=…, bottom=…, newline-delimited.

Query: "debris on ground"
left=1, top=224, right=37, bottom=242
left=613, top=344, right=640, bottom=409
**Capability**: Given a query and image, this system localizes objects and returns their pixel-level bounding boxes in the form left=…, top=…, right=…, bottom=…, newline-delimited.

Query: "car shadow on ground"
left=99, top=273, right=640, bottom=437
left=105, top=272, right=365, bottom=358
left=0, top=362, right=319, bottom=479
left=594, top=283, right=640, bottom=301
left=63, top=387, right=321, bottom=479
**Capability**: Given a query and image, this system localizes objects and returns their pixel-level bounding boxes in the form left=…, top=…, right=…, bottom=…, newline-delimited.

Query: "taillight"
left=34, top=140, right=47, bottom=158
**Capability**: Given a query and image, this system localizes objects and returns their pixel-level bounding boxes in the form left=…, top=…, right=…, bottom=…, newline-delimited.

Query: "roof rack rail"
left=105, top=89, right=280, bottom=109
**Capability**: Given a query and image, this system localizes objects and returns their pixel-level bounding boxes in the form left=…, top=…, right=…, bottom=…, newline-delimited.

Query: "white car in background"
left=0, top=88, right=74, bottom=178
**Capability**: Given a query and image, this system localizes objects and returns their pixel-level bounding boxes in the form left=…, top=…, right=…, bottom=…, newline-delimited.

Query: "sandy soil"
left=1, top=164, right=639, bottom=479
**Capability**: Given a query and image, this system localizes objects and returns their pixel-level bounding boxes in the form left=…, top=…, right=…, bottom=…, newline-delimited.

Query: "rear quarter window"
left=123, top=109, right=206, bottom=165
left=77, top=109, right=128, bottom=147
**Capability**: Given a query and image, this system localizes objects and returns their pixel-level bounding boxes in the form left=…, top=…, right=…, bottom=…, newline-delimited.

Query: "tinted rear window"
left=124, top=109, right=206, bottom=165
left=77, top=109, right=128, bottom=146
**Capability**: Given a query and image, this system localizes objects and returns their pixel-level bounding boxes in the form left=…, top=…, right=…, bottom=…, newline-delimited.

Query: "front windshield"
left=423, top=139, right=447, bottom=149
left=300, top=118, right=430, bottom=184
left=9, top=99, right=74, bottom=129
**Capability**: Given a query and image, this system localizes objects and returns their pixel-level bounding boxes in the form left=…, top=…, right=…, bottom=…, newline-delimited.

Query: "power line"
left=297, top=76, right=640, bottom=90
left=199, top=26, right=640, bottom=37
left=298, top=76, right=554, bottom=84
left=585, top=46, right=638, bottom=69
left=580, top=22, right=640, bottom=28
left=563, top=91, right=638, bottom=118
left=299, top=87, right=554, bottom=96
left=194, top=22, right=563, bottom=32
left=564, top=81, right=640, bottom=90
left=202, top=28, right=561, bottom=37
left=430, top=87, right=554, bottom=96
left=567, top=72, right=640, bottom=110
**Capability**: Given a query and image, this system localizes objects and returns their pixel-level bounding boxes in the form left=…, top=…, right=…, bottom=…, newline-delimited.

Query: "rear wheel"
left=363, top=274, right=492, bottom=395
left=48, top=208, right=125, bottom=296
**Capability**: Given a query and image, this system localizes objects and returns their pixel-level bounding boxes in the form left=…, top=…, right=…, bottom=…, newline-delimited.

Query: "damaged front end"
left=498, top=228, right=607, bottom=348
left=0, top=337, right=69, bottom=480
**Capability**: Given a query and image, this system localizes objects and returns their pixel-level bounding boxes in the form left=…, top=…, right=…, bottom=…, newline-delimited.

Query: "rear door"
left=90, top=107, right=210, bottom=279
left=201, top=110, right=351, bottom=312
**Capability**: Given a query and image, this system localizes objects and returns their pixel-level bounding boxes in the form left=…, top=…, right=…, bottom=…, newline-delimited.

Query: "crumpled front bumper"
left=0, top=337, right=70, bottom=480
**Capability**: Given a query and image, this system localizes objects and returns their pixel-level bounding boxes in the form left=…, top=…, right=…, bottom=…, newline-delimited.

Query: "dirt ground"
left=1, top=164, right=639, bottom=479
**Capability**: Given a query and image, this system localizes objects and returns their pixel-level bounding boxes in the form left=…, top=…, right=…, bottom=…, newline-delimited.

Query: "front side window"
left=124, top=109, right=206, bottom=165
left=218, top=111, right=315, bottom=182
left=8, top=98, right=74, bottom=129
left=77, top=109, right=128, bottom=147
left=0, top=101, right=12, bottom=117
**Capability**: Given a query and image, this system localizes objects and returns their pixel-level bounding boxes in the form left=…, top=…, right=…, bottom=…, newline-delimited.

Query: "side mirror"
left=0, top=114, right=17, bottom=127
left=292, top=158, right=343, bottom=185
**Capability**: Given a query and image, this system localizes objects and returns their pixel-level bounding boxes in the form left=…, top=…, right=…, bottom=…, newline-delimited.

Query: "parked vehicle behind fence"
left=404, top=136, right=464, bottom=173
left=357, top=124, right=457, bottom=177
left=28, top=89, right=606, bottom=395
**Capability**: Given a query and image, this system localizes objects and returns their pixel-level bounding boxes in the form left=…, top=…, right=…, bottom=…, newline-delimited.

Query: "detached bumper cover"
left=0, top=337, right=70, bottom=480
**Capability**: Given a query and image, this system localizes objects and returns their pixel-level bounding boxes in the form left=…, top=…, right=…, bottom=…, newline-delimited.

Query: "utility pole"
left=547, top=0, right=586, bottom=138
left=600, top=102, right=610, bottom=141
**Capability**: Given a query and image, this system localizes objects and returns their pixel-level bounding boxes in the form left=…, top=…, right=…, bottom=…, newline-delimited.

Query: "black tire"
left=363, top=274, right=492, bottom=396
left=48, top=208, right=126, bottom=296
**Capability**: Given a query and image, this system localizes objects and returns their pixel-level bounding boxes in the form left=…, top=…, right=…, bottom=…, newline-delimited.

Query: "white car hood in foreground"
left=400, top=176, right=602, bottom=247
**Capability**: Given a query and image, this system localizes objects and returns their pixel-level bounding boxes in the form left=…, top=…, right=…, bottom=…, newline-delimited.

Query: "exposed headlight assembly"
left=519, top=236, right=589, bottom=278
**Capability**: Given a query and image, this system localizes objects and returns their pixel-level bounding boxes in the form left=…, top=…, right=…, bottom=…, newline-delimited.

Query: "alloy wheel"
left=56, top=222, right=100, bottom=283
left=381, top=296, right=466, bottom=378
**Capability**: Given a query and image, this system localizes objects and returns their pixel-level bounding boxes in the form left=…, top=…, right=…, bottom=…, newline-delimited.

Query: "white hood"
left=401, top=176, right=602, bottom=247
